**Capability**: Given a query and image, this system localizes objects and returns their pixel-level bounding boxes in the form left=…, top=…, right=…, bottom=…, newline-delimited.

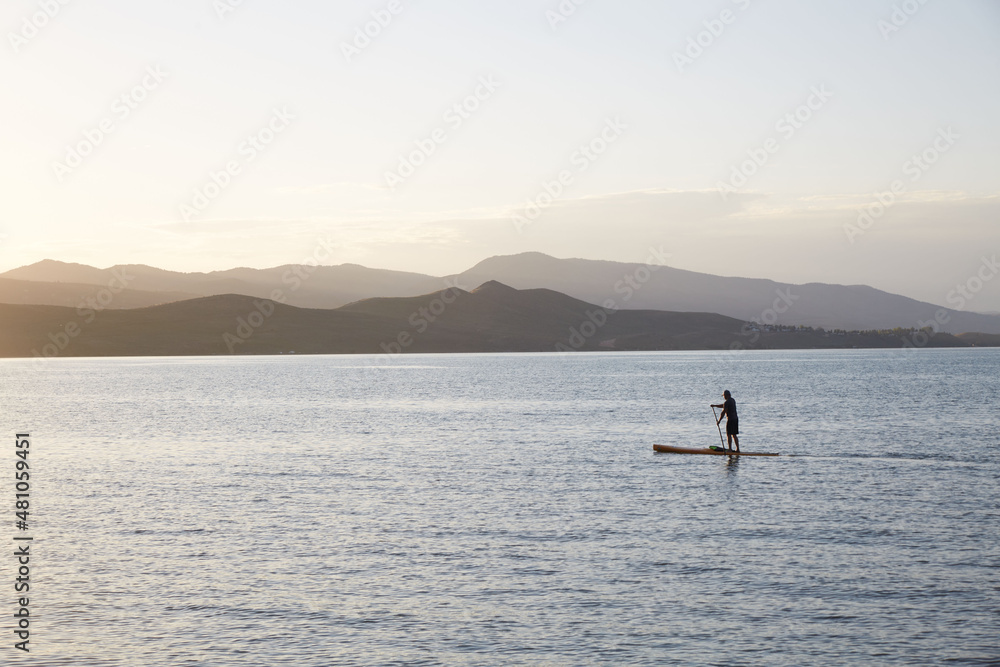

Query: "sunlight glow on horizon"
left=1, top=0, right=998, bottom=309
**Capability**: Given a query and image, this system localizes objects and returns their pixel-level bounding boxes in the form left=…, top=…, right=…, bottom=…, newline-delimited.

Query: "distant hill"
left=0, top=283, right=977, bottom=358
left=0, top=277, right=197, bottom=309
left=2, top=259, right=113, bottom=284
left=4, top=254, right=1000, bottom=334
left=1, top=260, right=443, bottom=309
left=956, top=332, right=1000, bottom=346
left=450, top=253, right=1000, bottom=335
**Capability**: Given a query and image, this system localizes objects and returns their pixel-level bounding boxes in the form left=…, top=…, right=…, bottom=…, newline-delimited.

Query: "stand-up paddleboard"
left=653, top=444, right=780, bottom=457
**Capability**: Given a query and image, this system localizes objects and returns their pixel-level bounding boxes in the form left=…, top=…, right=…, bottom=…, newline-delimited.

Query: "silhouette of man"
left=711, top=390, right=740, bottom=452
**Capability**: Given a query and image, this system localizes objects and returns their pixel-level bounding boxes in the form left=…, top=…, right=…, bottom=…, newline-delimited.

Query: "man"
left=711, top=390, right=739, bottom=452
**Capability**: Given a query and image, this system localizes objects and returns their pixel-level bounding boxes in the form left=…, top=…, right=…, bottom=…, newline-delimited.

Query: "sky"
left=1, top=0, right=999, bottom=312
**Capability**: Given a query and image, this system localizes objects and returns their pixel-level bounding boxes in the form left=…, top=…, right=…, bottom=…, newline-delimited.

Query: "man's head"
left=723, top=390, right=731, bottom=399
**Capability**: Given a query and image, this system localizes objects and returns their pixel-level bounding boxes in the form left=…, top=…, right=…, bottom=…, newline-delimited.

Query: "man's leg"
left=733, top=434, right=739, bottom=452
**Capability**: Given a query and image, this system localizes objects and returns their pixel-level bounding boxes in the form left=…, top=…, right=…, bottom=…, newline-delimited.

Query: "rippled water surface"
left=2, top=349, right=998, bottom=665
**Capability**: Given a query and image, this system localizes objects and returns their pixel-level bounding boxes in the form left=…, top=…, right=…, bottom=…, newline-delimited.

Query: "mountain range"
left=2, top=253, right=998, bottom=335
left=0, top=282, right=981, bottom=359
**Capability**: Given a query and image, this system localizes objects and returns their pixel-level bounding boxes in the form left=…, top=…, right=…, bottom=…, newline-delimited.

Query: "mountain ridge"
left=0, top=282, right=982, bottom=359
left=3, top=254, right=999, bottom=334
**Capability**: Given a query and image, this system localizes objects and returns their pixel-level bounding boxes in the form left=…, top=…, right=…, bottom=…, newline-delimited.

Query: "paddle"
left=711, top=406, right=727, bottom=451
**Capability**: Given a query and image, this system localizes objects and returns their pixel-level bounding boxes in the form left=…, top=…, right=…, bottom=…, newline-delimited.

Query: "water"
left=2, top=349, right=998, bottom=665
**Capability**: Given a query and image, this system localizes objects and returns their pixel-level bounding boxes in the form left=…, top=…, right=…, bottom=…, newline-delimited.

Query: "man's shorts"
left=726, top=418, right=739, bottom=436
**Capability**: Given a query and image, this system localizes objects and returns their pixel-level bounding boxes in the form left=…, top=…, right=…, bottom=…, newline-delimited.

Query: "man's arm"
left=711, top=403, right=727, bottom=424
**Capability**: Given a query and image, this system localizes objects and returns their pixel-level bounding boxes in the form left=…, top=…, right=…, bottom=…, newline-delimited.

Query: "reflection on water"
left=0, top=349, right=998, bottom=666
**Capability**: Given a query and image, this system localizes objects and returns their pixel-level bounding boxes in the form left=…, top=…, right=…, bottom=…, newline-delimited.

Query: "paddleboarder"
left=711, top=390, right=739, bottom=452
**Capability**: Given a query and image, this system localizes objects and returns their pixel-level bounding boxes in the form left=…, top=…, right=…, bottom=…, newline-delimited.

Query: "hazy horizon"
left=3, top=5, right=1000, bottom=660
left=2, top=1, right=999, bottom=311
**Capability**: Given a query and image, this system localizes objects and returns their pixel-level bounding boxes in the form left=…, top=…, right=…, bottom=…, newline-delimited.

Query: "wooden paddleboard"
left=653, top=444, right=779, bottom=457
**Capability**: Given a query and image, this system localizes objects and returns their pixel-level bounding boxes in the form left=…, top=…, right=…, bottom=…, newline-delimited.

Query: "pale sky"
left=2, top=0, right=999, bottom=311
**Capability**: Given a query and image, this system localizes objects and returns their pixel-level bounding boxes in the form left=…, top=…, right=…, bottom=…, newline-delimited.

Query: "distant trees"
left=744, top=324, right=936, bottom=338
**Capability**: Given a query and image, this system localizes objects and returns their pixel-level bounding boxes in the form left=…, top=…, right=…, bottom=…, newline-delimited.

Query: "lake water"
left=2, top=349, right=998, bottom=665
